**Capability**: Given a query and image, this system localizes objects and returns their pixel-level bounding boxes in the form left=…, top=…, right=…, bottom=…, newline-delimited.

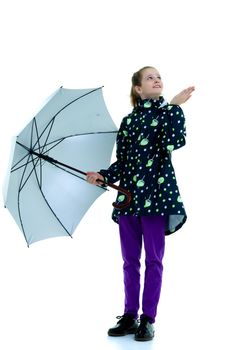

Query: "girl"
left=87, top=66, right=194, bottom=341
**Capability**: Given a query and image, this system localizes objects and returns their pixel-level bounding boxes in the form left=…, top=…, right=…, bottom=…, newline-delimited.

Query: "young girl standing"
left=87, top=66, right=194, bottom=341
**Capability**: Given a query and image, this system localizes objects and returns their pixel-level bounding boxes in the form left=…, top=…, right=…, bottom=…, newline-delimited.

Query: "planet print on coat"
left=146, top=159, right=154, bottom=167
left=144, top=101, right=152, bottom=108
left=137, top=176, right=145, bottom=187
left=144, top=195, right=152, bottom=208
left=151, top=119, right=159, bottom=127
left=117, top=195, right=126, bottom=202
left=158, top=177, right=165, bottom=185
left=140, top=136, right=149, bottom=146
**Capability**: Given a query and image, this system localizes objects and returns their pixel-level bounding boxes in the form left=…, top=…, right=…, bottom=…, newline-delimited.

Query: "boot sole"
left=135, top=336, right=154, bottom=341
left=134, top=333, right=154, bottom=341
left=108, top=328, right=138, bottom=336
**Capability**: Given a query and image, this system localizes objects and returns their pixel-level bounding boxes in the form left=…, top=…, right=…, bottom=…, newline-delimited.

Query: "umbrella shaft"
left=30, top=150, right=87, bottom=176
left=29, top=149, right=131, bottom=209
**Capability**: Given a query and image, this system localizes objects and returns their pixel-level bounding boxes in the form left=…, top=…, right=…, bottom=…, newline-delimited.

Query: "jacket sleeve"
left=160, top=104, right=186, bottom=153
left=98, top=117, right=128, bottom=184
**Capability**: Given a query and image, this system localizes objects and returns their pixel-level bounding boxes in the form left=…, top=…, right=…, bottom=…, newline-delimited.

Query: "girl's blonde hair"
left=130, top=66, right=155, bottom=107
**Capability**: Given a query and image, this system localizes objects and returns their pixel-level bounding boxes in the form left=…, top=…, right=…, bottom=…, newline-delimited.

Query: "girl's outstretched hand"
left=86, top=171, right=104, bottom=185
left=170, top=86, right=195, bottom=105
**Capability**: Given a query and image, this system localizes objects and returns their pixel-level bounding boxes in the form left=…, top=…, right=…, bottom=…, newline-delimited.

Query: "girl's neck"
left=140, top=94, right=161, bottom=100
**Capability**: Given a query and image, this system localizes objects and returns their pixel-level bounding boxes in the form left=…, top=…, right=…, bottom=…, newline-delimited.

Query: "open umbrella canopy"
left=3, top=86, right=124, bottom=246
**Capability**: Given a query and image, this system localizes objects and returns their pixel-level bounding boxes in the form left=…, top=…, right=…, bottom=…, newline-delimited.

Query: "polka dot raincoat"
left=99, top=96, right=187, bottom=235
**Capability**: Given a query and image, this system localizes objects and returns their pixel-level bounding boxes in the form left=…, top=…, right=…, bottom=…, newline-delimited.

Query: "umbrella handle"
left=109, top=183, right=132, bottom=210
left=97, top=180, right=132, bottom=210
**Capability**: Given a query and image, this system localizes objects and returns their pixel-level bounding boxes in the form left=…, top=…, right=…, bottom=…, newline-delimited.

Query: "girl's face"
left=135, top=68, right=163, bottom=100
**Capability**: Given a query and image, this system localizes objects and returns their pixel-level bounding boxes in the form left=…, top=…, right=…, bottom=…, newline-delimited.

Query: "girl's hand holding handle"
left=86, top=171, right=104, bottom=186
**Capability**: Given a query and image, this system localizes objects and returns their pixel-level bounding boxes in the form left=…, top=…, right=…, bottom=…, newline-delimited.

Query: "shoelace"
left=116, top=315, right=137, bottom=325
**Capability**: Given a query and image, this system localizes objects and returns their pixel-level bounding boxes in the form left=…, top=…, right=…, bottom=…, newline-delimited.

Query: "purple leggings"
left=119, top=215, right=166, bottom=323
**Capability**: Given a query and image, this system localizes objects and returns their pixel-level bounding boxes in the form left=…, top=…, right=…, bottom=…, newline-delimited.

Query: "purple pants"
left=119, top=215, right=166, bottom=323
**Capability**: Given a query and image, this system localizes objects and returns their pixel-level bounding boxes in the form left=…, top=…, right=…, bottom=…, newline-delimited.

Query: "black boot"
left=108, top=314, right=138, bottom=336
left=134, top=316, right=155, bottom=341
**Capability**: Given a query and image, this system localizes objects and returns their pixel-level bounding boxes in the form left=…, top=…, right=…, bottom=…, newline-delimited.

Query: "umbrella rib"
left=17, top=190, right=29, bottom=247
left=33, top=117, right=43, bottom=152
left=11, top=142, right=42, bottom=173
left=43, top=131, right=118, bottom=147
left=14, top=150, right=74, bottom=243
left=11, top=124, right=42, bottom=172
left=12, top=130, right=117, bottom=172
left=18, top=154, right=40, bottom=192
left=13, top=130, right=115, bottom=172
left=16, top=152, right=72, bottom=245
left=17, top=153, right=41, bottom=246
left=11, top=152, right=32, bottom=172
left=33, top=131, right=118, bottom=155
left=32, top=87, right=103, bottom=153
left=31, top=118, right=36, bottom=150
left=11, top=157, right=38, bottom=173
left=32, top=114, right=55, bottom=158
left=35, top=137, right=65, bottom=154
left=31, top=155, right=72, bottom=238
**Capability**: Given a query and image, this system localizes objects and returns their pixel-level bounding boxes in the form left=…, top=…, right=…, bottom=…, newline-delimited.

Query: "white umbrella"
left=3, top=87, right=131, bottom=246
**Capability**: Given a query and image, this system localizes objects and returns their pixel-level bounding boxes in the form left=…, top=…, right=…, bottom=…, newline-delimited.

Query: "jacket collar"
left=137, top=96, right=168, bottom=109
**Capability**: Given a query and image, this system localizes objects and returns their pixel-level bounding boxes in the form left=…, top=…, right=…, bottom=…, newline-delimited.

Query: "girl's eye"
left=146, top=75, right=161, bottom=81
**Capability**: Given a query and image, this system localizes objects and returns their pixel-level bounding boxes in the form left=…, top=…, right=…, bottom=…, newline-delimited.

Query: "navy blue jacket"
left=100, top=96, right=187, bottom=234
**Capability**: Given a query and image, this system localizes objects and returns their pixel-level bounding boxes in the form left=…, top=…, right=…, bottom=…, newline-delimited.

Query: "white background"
left=0, top=0, right=232, bottom=349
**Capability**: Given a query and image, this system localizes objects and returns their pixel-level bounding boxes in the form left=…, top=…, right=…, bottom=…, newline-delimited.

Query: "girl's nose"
left=150, top=75, right=158, bottom=83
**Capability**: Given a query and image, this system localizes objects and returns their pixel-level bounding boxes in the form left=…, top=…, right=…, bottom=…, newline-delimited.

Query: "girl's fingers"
left=184, top=95, right=191, bottom=102
left=183, top=87, right=195, bottom=99
left=186, top=86, right=195, bottom=93
left=86, top=172, right=104, bottom=185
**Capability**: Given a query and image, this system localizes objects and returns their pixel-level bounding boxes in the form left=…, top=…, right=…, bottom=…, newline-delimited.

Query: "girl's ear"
left=134, top=85, right=142, bottom=96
